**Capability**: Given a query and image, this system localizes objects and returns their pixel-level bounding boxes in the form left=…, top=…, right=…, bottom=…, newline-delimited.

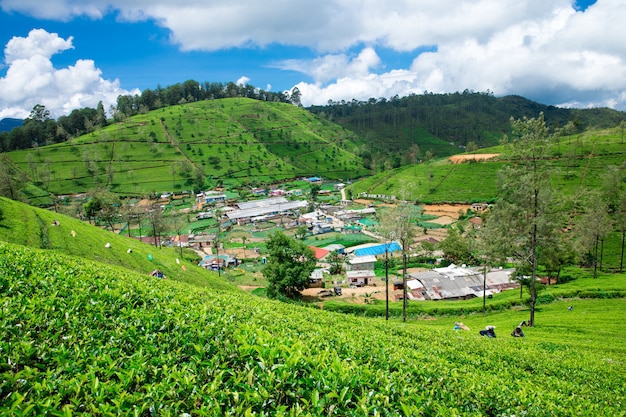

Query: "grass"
left=352, top=125, right=626, bottom=203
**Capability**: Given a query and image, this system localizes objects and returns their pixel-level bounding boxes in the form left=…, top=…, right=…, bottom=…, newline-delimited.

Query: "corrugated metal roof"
left=226, top=200, right=307, bottom=220
left=237, top=197, right=289, bottom=210
left=354, top=242, right=402, bottom=256
left=348, top=255, right=377, bottom=264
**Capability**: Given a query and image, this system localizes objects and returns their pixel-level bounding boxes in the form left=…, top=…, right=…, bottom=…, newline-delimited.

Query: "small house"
left=346, top=270, right=376, bottom=287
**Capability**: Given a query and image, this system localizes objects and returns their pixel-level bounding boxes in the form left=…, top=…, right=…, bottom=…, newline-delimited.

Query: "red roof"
left=309, top=246, right=330, bottom=260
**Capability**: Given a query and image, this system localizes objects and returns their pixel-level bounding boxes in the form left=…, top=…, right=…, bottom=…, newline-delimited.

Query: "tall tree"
left=485, top=114, right=561, bottom=326
left=0, top=155, right=27, bottom=200
left=83, top=189, right=120, bottom=232
left=169, top=211, right=188, bottom=257
left=262, top=231, right=316, bottom=299
left=146, top=205, right=166, bottom=248
left=574, top=192, right=613, bottom=278
left=602, top=163, right=626, bottom=271
left=377, top=202, right=418, bottom=321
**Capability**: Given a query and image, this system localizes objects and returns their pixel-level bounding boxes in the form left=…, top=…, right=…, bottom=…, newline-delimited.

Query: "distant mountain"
left=0, top=117, right=23, bottom=132
left=308, top=92, right=626, bottom=152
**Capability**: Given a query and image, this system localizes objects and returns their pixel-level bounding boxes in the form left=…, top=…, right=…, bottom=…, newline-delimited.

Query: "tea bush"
left=1, top=242, right=624, bottom=416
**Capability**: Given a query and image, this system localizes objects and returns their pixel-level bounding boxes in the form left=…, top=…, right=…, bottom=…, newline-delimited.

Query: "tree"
left=377, top=202, right=418, bottom=321
left=0, top=155, right=27, bottom=200
left=262, top=231, right=316, bottom=299
left=169, top=212, right=188, bottom=257
left=327, top=250, right=343, bottom=275
left=146, top=205, right=166, bottom=248
left=439, top=228, right=472, bottom=264
left=289, top=87, right=302, bottom=107
left=574, top=192, right=613, bottom=278
left=83, top=189, right=120, bottom=232
left=294, top=225, right=308, bottom=240
left=602, top=163, right=626, bottom=271
left=485, top=114, right=562, bottom=326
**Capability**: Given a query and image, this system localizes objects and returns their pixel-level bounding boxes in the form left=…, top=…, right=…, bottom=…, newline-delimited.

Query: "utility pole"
left=385, top=246, right=389, bottom=320
left=402, top=253, right=407, bottom=322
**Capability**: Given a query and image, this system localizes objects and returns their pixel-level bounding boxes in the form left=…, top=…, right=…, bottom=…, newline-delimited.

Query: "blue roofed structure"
left=354, top=242, right=402, bottom=257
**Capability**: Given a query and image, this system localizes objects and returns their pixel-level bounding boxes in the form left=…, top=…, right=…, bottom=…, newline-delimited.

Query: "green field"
left=352, top=126, right=626, bottom=203
left=1, top=198, right=626, bottom=415
left=0, top=197, right=234, bottom=292
left=1, top=240, right=625, bottom=415
left=6, top=98, right=369, bottom=196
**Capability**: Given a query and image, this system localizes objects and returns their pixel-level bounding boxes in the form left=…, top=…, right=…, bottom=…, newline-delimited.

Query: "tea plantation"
left=1, top=241, right=625, bottom=416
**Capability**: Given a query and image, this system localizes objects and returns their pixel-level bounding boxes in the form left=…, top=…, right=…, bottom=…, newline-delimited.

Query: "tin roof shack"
left=407, top=264, right=516, bottom=301
left=309, top=268, right=328, bottom=288
left=199, top=254, right=238, bottom=271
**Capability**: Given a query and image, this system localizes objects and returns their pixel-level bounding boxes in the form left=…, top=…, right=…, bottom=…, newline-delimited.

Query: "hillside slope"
left=352, top=125, right=626, bottom=203
left=309, top=92, right=626, bottom=152
left=1, top=242, right=624, bottom=415
left=0, top=197, right=234, bottom=291
left=5, top=98, right=368, bottom=196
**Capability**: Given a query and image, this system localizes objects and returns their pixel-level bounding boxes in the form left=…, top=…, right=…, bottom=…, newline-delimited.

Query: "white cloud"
left=1, top=0, right=625, bottom=110
left=236, top=76, right=250, bottom=86
left=276, top=48, right=381, bottom=84
left=0, top=29, right=139, bottom=119
left=289, top=1, right=626, bottom=109
left=4, top=28, right=73, bottom=63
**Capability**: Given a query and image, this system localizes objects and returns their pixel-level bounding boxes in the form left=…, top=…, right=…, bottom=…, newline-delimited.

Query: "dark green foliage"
left=262, top=231, right=316, bottom=298
left=310, top=92, right=626, bottom=153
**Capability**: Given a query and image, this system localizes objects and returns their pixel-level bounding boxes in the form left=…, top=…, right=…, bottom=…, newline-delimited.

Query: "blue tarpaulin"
left=354, top=242, right=402, bottom=257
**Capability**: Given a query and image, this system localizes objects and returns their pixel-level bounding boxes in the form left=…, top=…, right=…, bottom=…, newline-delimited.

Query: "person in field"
left=479, top=325, right=496, bottom=338
left=511, top=326, right=525, bottom=337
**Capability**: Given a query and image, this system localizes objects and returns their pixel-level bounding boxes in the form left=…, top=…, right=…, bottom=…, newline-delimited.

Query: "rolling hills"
left=2, top=138, right=626, bottom=414
left=351, top=125, right=626, bottom=203
left=4, top=98, right=369, bottom=196
left=309, top=92, right=626, bottom=152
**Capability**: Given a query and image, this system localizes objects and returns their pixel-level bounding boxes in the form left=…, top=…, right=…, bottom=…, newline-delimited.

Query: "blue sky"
left=1, top=0, right=624, bottom=119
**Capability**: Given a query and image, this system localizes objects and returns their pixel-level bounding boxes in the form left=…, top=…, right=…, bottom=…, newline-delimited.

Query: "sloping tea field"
left=0, top=197, right=234, bottom=292
left=1, top=242, right=624, bottom=416
left=5, top=98, right=368, bottom=195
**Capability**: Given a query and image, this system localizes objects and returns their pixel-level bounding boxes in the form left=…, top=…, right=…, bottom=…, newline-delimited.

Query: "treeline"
left=0, top=80, right=296, bottom=153
left=0, top=104, right=106, bottom=152
left=113, top=80, right=296, bottom=120
left=309, top=91, right=626, bottom=151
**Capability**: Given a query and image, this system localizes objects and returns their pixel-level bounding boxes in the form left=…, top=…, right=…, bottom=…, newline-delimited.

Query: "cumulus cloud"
left=1, top=0, right=626, bottom=110
left=0, top=29, right=139, bottom=119
left=236, top=76, right=250, bottom=86
left=288, top=1, right=626, bottom=109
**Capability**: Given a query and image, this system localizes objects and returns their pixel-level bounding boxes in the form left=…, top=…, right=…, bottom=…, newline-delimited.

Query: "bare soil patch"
left=422, top=204, right=471, bottom=219
left=449, top=153, right=499, bottom=164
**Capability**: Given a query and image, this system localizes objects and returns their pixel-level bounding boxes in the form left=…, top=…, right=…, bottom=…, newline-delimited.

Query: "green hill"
left=309, top=92, right=626, bottom=152
left=5, top=98, right=368, bottom=196
left=351, top=125, right=626, bottom=203
left=0, top=197, right=234, bottom=291
left=1, top=241, right=624, bottom=415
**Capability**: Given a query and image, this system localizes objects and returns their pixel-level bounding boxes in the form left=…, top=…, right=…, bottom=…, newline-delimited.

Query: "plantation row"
left=6, top=98, right=369, bottom=196
left=1, top=242, right=624, bottom=416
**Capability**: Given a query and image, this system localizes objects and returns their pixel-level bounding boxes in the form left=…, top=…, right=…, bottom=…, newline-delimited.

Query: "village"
left=148, top=177, right=518, bottom=305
